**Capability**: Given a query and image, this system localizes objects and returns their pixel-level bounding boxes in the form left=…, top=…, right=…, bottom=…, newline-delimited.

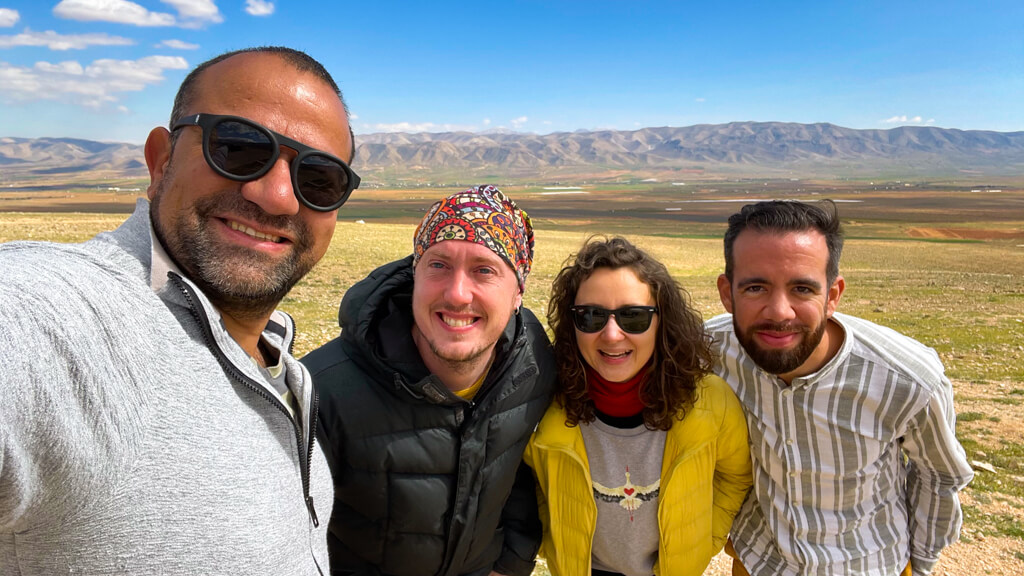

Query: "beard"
left=150, top=181, right=316, bottom=321
left=734, top=314, right=827, bottom=376
left=424, top=334, right=494, bottom=375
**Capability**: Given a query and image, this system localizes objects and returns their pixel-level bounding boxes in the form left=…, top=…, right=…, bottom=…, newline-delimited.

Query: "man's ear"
left=144, top=127, right=172, bottom=200
left=826, top=275, right=845, bottom=318
left=513, top=291, right=523, bottom=312
left=716, top=274, right=734, bottom=314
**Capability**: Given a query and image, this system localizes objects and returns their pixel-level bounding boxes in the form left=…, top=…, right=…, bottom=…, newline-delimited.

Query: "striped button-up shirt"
left=707, top=312, right=974, bottom=576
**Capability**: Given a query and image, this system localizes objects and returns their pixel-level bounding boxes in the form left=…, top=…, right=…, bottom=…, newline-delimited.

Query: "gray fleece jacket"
left=0, top=199, right=333, bottom=575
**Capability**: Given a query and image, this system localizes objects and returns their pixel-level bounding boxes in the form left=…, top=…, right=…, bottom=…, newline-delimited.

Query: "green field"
left=1, top=184, right=1022, bottom=572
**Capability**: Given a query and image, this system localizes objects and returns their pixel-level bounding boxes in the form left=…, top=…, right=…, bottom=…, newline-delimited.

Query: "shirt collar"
left=148, top=221, right=181, bottom=293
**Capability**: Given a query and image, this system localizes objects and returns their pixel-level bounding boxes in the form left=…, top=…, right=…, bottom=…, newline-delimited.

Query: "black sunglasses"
left=570, top=305, right=659, bottom=334
left=171, top=113, right=360, bottom=212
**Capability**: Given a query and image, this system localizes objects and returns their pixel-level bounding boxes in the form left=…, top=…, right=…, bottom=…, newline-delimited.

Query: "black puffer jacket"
left=303, top=255, right=555, bottom=576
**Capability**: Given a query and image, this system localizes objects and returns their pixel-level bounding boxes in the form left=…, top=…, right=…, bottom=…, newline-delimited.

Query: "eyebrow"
left=736, top=276, right=823, bottom=291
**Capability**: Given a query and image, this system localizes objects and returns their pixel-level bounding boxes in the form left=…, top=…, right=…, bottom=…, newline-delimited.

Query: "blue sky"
left=1, top=0, right=1021, bottom=143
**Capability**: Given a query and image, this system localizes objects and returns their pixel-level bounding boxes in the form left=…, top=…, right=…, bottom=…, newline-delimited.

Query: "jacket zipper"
left=172, top=276, right=320, bottom=528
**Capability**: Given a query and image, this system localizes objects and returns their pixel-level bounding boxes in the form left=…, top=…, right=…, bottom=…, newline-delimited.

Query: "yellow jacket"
left=523, top=375, right=752, bottom=576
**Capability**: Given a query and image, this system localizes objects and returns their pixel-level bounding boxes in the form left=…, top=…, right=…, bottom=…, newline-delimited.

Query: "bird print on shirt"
left=593, top=466, right=660, bottom=521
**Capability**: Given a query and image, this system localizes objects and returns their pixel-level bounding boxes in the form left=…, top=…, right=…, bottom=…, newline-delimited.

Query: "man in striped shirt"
left=707, top=200, right=974, bottom=576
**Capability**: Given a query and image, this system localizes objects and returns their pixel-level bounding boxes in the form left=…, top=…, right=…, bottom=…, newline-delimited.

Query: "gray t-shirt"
left=581, top=418, right=666, bottom=576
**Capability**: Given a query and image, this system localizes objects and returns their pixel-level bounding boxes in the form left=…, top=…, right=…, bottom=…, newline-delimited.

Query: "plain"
left=0, top=184, right=1021, bottom=574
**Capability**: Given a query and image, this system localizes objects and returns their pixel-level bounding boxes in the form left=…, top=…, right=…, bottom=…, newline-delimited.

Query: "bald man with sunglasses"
left=0, top=47, right=357, bottom=575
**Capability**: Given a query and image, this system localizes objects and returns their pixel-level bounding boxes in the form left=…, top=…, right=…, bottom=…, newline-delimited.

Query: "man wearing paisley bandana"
left=304, top=185, right=555, bottom=576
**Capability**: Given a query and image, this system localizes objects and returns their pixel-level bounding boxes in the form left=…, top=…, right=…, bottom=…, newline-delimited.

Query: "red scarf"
left=586, top=362, right=650, bottom=417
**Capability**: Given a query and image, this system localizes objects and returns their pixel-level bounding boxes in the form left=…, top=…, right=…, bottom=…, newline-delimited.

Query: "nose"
left=763, top=291, right=797, bottom=322
left=239, top=153, right=301, bottom=216
left=445, top=268, right=474, bottom=307
left=599, top=315, right=627, bottom=341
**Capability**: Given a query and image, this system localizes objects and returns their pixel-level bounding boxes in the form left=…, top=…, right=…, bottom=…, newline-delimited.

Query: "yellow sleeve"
left=707, top=376, right=753, bottom=552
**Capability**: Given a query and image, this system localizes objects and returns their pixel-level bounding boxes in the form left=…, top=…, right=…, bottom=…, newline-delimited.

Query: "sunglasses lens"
left=571, top=306, right=654, bottom=334
left=616, top=307, right=653, bottom=333
left=297, top=153, right=350, bottom=210
left=572, top=307, right=609, bottom=333
left=210, top=119, right=274, bottom=177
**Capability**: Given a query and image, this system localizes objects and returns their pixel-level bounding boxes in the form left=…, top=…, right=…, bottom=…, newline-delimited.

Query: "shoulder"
left=835, top=312, right=948, bottom=390
left=518, top=306, right=555, bottom=365
left=704, top=314, right=736, bottom=348
left=519, top=306, right=547, bottom=335
left=693, top=374, right=744, bottom=418
left=0, top=242, right=153, bottom=348
left=531, top=402, right=578, bottom=445
left=1, top=240, right=100, bottom=287
left=302, top=337, right=358, bottom=385
left=704, top=313, right=734, bottom=334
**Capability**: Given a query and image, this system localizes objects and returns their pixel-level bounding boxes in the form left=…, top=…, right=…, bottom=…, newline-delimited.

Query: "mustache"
left=751, top=321, right=810, bottom=334
left=436, top=305, right=482, bottom=316
left=197, top=192, right=307, bottom=239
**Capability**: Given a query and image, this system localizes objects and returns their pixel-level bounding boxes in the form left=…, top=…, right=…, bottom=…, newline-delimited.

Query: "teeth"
left=229, top=221, right=282, bottom=243
left=601, top=351, right=630, bottom=358
left=442, top=315, right=474, bottom=328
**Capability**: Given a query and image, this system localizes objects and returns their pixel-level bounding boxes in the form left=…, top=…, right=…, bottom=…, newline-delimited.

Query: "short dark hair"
left=169, top=46, right=355, bottom=162
left=724, top=200, right=844, bottom=285
left=547, top=236, right=714, bottom=430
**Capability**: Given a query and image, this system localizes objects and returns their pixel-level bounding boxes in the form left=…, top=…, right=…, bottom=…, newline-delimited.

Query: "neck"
left=221, top=312, right=272, bottom=366
left=586, top=363, right=650, bottom=418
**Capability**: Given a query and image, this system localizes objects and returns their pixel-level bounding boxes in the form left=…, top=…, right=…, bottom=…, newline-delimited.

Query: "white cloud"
left=695, top=97, right=705, bottom=103
left=53, top=0, right=222, bottom=27
left=162, top=0, right=223, bottom=26
left=0, top=8, right=19, bottom=27
left=882, top=115, right=933, bottom=125
left=510, top=116, right=528, bottom=128
left=0, top=29, right=135, bottom=50
left=542, top=120, right=552, bottom=125
left=245, top=0, right=274, bottom=16
left=0, top=55, right=188, bottom=109
left=155, top=38, right=199, bottom=49
left=54, top=0, right=176, bottom=26
left=364, top=121, right=476, bottom=133
left=482, top=118, right=491, bottom=126
left=349, top=113, right=358, bottom=120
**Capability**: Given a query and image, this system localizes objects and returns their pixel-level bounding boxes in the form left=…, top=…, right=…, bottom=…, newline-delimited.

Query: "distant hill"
left=0, top=137, right=146, bottom=177
left=3, top=122, right=1023, bottom=182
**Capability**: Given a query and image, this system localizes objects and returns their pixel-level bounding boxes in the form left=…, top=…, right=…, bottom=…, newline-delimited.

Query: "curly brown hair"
left=547, top=236, right=714, bottom=430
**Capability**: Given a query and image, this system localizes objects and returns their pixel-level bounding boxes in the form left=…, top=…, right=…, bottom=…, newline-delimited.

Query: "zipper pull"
left=306, top=496, right=319, bottom=527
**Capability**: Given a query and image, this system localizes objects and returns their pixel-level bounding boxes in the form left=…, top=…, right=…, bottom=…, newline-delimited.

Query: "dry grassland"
left=1, top=185, right=1021, bottom=574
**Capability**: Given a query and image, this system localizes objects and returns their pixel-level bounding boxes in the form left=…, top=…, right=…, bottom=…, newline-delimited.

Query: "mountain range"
left=3, top=122, right=1023, bottom=182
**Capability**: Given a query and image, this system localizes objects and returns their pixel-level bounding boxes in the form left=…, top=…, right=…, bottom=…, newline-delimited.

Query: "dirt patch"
left=907, top=227, right=1024, bottom=240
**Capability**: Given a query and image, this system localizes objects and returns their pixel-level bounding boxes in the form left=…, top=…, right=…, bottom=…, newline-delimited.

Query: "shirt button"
left=790, top=471, right=799, bottom=477
left=781, top=389, right=792, bottom=397
left=786, top=439, right=794, bottom=445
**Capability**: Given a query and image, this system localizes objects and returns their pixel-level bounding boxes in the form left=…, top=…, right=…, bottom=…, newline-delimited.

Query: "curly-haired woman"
left=524, top=237, right=752, bottom=576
